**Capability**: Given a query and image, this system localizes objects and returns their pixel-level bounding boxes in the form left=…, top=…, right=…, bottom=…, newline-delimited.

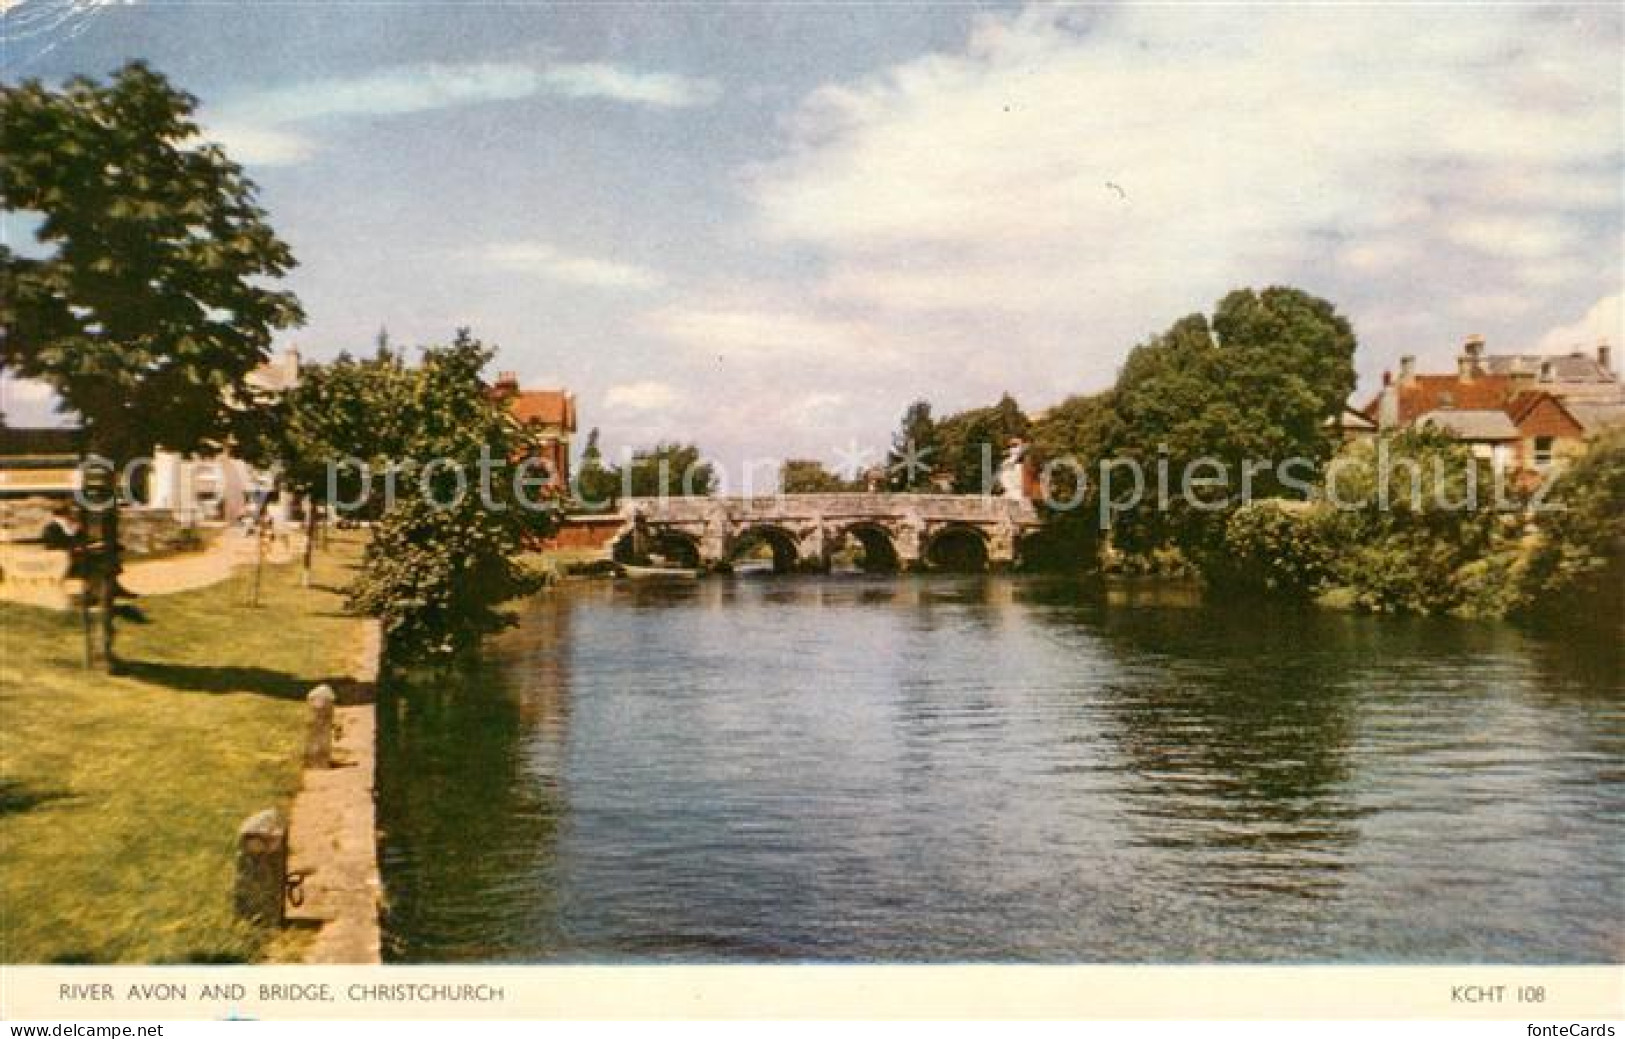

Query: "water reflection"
left=379, top=575, right=1624, bottom=963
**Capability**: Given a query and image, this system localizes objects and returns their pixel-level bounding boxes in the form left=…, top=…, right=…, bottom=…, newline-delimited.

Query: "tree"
left=886, top=400, right=938, bottom=491
left=780, top=458, right=852, bottom=494
left=236, top=345, right=413, bottom=583
left=0, top=62, right=303, bottom=667
left=624, top=442, right=715, bottom=498
left=1309, top=430, right=1503, bottom=615
left=1515, top=429, right=1625, bottom=616
left=1022, top=391, right=1117, bottom=568
left=573, top=428, right=623, bottom=511
left=1104, top=287, right=1356, bottom=561
left=933, top=393, right=1030, bottom=494
left=344, top=331, right=558, bottom=666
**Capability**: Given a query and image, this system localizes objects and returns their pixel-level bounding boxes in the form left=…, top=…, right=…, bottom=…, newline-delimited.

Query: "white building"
left=146, top=348, right=301, bottom=525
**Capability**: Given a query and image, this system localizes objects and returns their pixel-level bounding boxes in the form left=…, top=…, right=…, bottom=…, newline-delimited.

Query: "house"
left=491, top=373, right=576, bottom=493
left=1326, top=405, right=1379, bottom=443
left=146, top=347, right=303, bottom=524
left=1363, top=334, right=1621, bottom=476
left=1412, top=408, right=1521, bottom=470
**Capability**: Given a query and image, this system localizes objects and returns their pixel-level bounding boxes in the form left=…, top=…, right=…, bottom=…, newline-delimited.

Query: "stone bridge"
left=611, top=493, right=1044, bottom=572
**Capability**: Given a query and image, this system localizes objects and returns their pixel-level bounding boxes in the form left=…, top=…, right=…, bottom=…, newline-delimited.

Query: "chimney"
left=493, top=371, right=520, bottom=395
left=1460, top=333, right=1484, bottom=377
left=1539, top=360, right=1554, bottom=383
left=1382, top=369, right=1392, bottom=388
left=1458, top=355, right=1476, bottom=382
left=1377, top=380, right=1400, bottom=430
left=1399, top=355, right=1416, bottom=385
left=1600, top=340, right=1613, bottom=374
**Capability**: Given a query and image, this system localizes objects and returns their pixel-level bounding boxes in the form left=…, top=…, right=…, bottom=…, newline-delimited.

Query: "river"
left=377, top=574, right=1623, bottom=963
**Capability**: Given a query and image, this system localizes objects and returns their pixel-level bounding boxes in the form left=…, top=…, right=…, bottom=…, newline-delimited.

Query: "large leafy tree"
left=0, top=62, right=303, bottom=666
left=344, top=331, right=558, bottom=666
left=934, top=392, right=1029, bottom=494
left=1105, top=287, right=1356, bottom=559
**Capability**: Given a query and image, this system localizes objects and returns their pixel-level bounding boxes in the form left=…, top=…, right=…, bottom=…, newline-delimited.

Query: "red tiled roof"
left=1362, top=374, right=1516, bottom=424
left=508, top=390, right=576, bottom=431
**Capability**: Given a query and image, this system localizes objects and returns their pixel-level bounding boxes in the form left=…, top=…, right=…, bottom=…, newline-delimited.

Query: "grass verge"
left=0, top=533, right=367, bottom=963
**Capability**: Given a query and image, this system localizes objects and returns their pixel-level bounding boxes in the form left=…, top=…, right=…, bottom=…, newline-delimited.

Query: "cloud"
left=542, top=63, right=721, bottom=108
left=207, top=60, right=719, bottom=166
left=604, top=380, right=680, bottom=412
left=205, top=122, right=316, bottom=167
left=640, top=301, right=899, bottom=363
left=1537, top=294, right=1622, bottom=354
left=222, top=63, right=542, bottom=126
left=729, top=3, right=1621, bottom=400
left=482, top=242, right=664, bottom=290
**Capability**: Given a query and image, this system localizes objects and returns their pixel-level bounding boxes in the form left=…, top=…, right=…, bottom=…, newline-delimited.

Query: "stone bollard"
left=234, top=809, right=287, bottom=925
left=304, top=684, right=336, bottom=769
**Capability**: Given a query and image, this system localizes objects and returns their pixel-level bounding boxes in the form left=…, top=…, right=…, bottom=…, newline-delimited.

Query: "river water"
left=377, top=575, right=1623, bottom=963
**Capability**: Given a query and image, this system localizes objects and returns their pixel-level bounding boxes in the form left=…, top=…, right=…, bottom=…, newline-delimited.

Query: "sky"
left=2, top=0, right=1622, bottom=477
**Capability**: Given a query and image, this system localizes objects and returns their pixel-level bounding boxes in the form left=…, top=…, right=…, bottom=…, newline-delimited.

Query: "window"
left=1533, top=436, right=1554, bottom=467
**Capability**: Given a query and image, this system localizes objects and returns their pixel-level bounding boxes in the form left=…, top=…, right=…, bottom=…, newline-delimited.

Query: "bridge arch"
left=925, top=523, right=990, bottom=572
left=729, top=524, right=802, bottom=574
left=612, top=527, right=702, bottom=569
left=832, top=521, right=900, bottom=573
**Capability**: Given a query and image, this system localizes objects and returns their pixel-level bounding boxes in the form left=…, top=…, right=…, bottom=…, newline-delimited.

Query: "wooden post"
left=304, top=684, right=336, bottom=769
left=234, top=809, right=287, bottom=925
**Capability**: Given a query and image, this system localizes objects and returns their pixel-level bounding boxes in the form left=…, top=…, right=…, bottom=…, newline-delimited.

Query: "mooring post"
left=234, top=808, right=287, bottom=925
left=304, top=684, right=336, bottom=769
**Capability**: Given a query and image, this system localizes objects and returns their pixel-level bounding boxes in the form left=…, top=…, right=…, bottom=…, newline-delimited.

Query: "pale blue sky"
left=3, top=1, right=1621, bottom=474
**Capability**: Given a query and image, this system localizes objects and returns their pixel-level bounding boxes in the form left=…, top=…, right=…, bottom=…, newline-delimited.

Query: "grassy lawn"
left=0, top=533, right=368, bottom=963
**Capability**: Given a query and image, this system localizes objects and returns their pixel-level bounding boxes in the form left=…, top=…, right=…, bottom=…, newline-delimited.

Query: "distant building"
left=0, top=426, right=83, bottom=502
left=1362, top=334, right=1623, bottom=476
left=1326, top=405, right=1379, bottom=443
left=491, top=373, right=576, bottom=493
left=148, top=347, right=303, bottom=524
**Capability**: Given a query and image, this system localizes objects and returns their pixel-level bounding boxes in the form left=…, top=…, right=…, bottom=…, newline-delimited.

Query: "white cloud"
left=604, top=380, right=679, bottom=412
left=204, top=122, right=315, bottom=167
left=207, top=60, right=719, bottom=166
left=723, top=2, right=1621, bottom=408
left=542, top=63, right=721, bottom=108
left=1537, top=293, right=1622, bottom=354
left=223, top=63, right=542, bottom=126
left=1446, top=216, right=1577, bottom=261
left=640, top=302, right=897, bottom=363
left=482, top=242, right=663, bottom=290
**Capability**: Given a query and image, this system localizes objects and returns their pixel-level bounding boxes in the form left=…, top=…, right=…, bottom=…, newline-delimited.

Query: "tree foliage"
left=623, top=442, right=716, bottom=498
left=0, top=62, right=302, bottom=667
left=341, top=331, right=557, bottom=665
left=1514, top=429, right=1625, bottom=616
left=1104, top=287, right=1357, bottom=558
left=780, top=458, right=855, bottom=494
left=0, top=62, right=303, bottom=463
left=886, top=399, right=939, bottom=490
left=572, top=428, right=623, bottom=511
left=933, top=393, right=1029, bottom=493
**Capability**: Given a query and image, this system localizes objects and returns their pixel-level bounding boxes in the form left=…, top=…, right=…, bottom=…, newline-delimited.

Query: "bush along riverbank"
left=1204, top=429, right=1625, bottom=621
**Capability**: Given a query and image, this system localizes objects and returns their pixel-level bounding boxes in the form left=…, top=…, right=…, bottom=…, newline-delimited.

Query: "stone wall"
left=284, top=619, right=384, bottom=964
left=0, top=498, right=204, bottom=556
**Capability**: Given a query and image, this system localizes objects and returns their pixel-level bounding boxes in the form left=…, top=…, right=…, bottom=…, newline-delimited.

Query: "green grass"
left=0, top=535, right=368, bottom=963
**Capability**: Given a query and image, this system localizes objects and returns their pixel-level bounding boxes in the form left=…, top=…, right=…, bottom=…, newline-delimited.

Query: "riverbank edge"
left=285, top=618, right=384, bottom=964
